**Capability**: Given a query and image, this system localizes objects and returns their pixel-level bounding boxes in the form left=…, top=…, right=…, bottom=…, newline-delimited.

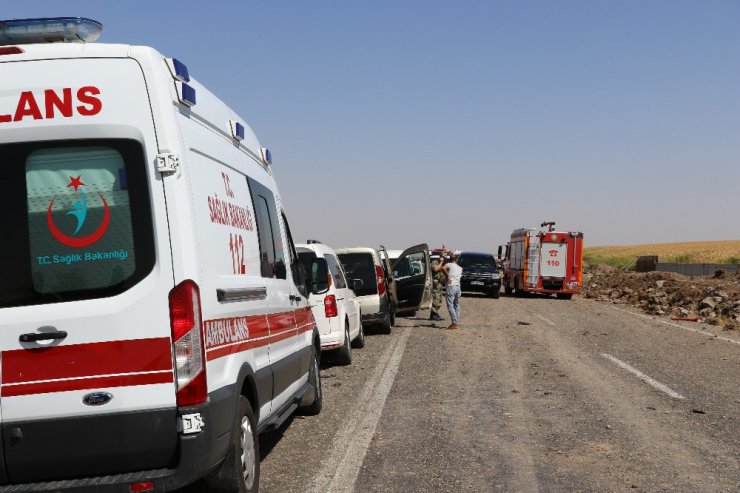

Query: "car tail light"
left=0, top=47, right=23, bottom=55
left=324, top=294, right=338, bottom=318
left=129, top=482, right=155, bottom=492
left=169, top=280, right=207, bottom=407
left=375, top=265, right=386, bottom=295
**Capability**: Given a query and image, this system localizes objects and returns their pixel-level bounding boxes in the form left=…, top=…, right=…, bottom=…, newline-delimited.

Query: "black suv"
left=458, top=251, right=501, bottom=298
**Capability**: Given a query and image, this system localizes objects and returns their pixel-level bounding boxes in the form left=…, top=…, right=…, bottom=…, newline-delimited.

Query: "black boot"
left=430, top=313, right=445, bottom=321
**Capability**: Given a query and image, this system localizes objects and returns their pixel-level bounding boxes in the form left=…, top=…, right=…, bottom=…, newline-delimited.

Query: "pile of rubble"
left=582, top=267, right=740, bottom=329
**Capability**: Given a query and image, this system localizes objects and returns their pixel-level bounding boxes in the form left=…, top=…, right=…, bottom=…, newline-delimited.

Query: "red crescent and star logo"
left=46, top=175, right=111, bottom=248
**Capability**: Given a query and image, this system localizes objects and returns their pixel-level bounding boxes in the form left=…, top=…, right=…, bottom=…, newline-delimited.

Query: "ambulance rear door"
left=0, top=54, right=177, bottom=484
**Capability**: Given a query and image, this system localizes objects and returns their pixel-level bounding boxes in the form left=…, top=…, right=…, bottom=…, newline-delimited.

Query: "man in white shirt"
left=442, top=250, right=463, bottom=330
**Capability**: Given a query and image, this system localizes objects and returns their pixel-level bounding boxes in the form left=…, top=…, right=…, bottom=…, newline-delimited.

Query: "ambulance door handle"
left=19, top=331, right=68, bottom=343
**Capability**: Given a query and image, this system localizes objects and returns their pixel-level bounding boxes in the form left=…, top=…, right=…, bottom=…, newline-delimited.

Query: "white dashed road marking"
left=310, top=327, right=411, bottom=493
left=535, top=314, right=556, bottom=326
left=601, top=353, right=685, bottom=400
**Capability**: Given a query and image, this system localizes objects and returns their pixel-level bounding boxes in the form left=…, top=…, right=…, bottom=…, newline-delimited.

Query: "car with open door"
left=336, top=244, right=431, bottom=332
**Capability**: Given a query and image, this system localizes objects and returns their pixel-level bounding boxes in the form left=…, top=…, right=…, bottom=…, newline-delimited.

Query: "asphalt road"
left=188, top=294, right=740, bottom=492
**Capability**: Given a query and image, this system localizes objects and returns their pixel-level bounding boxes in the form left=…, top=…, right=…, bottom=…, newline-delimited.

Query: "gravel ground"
left=181, top=293, right=740, bottom=493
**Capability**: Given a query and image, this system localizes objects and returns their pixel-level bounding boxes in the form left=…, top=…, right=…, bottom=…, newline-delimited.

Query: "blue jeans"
left=446, top=285, right=461, bottom=324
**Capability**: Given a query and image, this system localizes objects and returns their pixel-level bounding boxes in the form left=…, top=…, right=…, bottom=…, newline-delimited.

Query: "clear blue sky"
left=8, top=1, right=740, bottom=251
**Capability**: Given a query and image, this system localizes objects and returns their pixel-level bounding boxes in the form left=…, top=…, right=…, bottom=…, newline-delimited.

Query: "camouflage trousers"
left=431, top=285, right=444, bottom=315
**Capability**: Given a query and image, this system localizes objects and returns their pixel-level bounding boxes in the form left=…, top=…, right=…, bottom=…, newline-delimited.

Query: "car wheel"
left=490, top=288, right=500, bottom=299
left=336, top=324, right=352, bottom=365
left=380, top=313, right=392, bottom=334
left=206, top=396, right=260, bottom=493
left=351, top=321, right=365, bottom=348
left=298, top=344, right=322, bottom=415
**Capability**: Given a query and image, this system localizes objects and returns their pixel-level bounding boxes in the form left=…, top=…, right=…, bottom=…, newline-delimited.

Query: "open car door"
left=391, top=243, right=432, bottom=312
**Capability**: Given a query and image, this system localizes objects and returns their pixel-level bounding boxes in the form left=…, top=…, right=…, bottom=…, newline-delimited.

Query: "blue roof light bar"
left=177, top=82, right=196, bottom=107
left=230, top=120, right=245, bottom=141
left=165, top=58, right=190, bottom=83
left=0, top=17, right=102, bottom=46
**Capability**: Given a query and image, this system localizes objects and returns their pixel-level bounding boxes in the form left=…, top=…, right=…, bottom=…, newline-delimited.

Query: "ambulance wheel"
left=298, top=344, right=323, bottom=416
left=351, top=321, right=365, bottom=348
left=336, top=323, right=352, bottom=365
left=557, top=293, right=573, bottom=300
left=207, top=396, right=259, bottom=493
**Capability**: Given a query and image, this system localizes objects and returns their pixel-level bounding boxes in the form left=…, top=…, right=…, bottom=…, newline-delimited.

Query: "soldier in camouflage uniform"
left=429, top=253, right=448, bottom=321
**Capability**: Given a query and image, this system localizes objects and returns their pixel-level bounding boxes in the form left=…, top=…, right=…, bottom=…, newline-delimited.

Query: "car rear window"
left=0, top=139, right=155, bottom=308
left=337, top=253, right=377, bottom=297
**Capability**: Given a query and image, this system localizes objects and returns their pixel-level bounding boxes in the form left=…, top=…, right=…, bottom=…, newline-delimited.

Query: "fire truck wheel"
left=207, top=396, right=260, bottom=493
left=557, top=293, right=573, bottom=300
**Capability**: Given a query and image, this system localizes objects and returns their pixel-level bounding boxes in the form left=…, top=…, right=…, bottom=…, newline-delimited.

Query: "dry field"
left=584, top=239, right=740, bottom=268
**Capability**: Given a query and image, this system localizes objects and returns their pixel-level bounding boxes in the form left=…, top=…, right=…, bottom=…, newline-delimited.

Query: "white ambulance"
left=0, top=17, right=321, bottom=492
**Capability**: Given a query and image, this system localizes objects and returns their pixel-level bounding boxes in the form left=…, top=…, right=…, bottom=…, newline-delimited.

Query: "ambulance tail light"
left=375, top=265, right=386, bottom=295
left=324, top=295, right=338, bottom=318
left=169, top=280, right=207, bottom=407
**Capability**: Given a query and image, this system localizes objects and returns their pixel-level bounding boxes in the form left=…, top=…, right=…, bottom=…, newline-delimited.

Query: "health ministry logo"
left=46, top=175, right=110, bottom=248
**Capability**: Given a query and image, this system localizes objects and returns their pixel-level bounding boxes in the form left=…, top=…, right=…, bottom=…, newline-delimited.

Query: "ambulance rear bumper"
left=0, top=388, right=237, bottom=492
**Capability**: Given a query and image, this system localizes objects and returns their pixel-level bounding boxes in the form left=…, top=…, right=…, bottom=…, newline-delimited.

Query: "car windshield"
left=458, top=253, right=496, bottom=268
left=337, top=253, right=377, bottom=297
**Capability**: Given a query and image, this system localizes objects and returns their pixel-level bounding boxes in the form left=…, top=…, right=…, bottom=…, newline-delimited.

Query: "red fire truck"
left=499, top=222, right=584, bottom=299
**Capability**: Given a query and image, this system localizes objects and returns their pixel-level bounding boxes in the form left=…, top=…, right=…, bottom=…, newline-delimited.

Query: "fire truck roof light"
left=0, top=17, right=103, bottom=46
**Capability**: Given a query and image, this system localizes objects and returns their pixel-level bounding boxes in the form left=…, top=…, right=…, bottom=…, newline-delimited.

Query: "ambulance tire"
left=298, top=344, right=323, bottom=416
left=207, top=396, right=259, bottom=493
left=351, top=321, right=365, bottom=348
left=336, top=324, right=352, bottom=365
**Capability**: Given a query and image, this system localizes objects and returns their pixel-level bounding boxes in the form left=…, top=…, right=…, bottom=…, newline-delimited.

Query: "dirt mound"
left=583, top=270, right=740, bottom=329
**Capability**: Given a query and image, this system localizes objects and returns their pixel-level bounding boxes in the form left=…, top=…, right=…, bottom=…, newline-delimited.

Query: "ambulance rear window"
left=0, top=139, right=155, bottom=308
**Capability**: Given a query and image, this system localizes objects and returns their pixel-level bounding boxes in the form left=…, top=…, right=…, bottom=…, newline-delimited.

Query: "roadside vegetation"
left=584, top=240, right=740, bottom=270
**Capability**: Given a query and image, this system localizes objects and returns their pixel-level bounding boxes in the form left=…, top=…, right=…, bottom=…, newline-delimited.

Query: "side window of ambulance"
left=281, top=212, right=307, bottom=295
left=247, top=178, right=286, bottom=279
left=0, top=140, right=155, bottom=308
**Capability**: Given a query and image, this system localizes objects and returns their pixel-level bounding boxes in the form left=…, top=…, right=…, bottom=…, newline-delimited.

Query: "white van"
left=296, top=241, right=364, bottom=364
left=0, top=17, right=321, bottom=492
